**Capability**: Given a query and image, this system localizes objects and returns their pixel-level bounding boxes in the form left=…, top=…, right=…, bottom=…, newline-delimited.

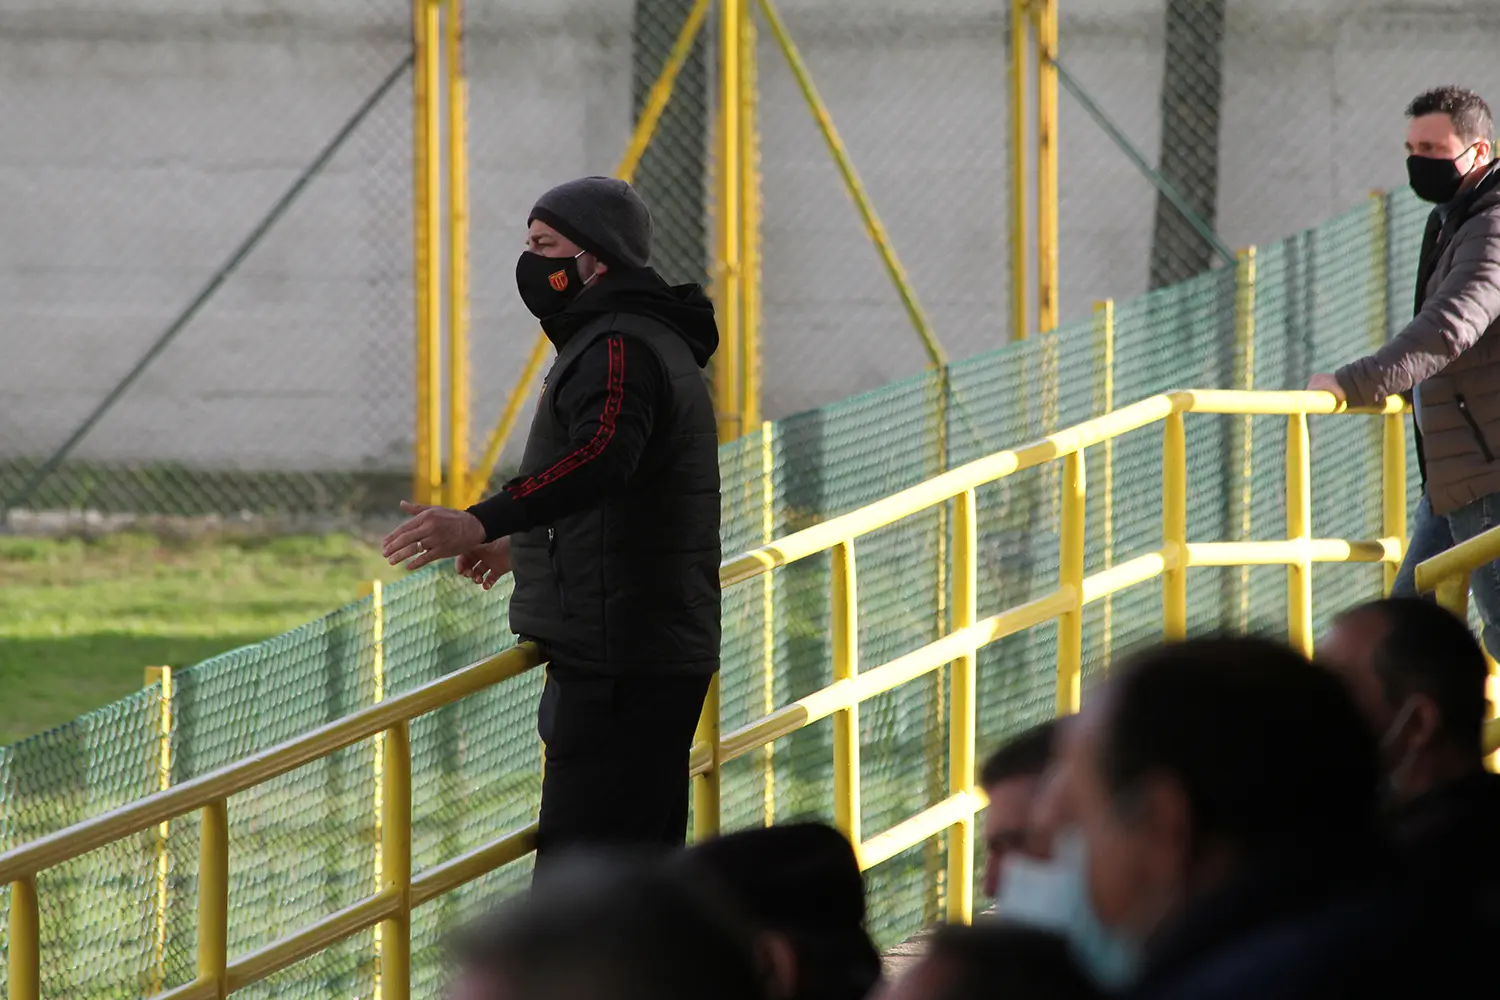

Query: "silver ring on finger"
left=416, top=541, right=427, bottom=556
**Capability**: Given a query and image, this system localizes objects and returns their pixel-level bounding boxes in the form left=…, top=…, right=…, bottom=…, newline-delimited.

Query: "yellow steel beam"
left=693, top=674, right=723, bottom=840
left=714, top=0, right=744, bottom=441
left=413, top=0, right=443, bottom=505
left=445, top=0, right=471, bottom=508
left=8, top=874, right=39, bottom=1000
left=831, top=541, right=862, bottom=853
left=1057, top=452, right=1086, bottom=713
left=410, top=824, right=537, bottom=907
left=946, top=490, right=978, bottom=924
left=1285, top=413, right=1314, bottom=656
left=757, top=0, right=947, bottom=368
left=1010, top=0, right=1029, bottom=340
left=198, top=799, right=230, bottom=999
left=1034, top=0, right=1058, bottom=333
left=1383, top=412, right=1408, bottom=595
left=1162, top=412, right=1188, bottom=639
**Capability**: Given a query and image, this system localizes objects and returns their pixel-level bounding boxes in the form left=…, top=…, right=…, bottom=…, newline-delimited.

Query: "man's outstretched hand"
left=456, top=538, right=512, bottom=590
left=382, top=501, right=488, bottom=571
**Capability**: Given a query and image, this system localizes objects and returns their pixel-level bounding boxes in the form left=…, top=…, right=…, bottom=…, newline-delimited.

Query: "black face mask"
left=516, top=249, right=590, bottom=318
left=1407, top=144, right=1478, bottom=205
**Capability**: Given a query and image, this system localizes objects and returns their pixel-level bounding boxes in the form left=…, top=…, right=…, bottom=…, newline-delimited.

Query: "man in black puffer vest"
left=382, top=177, right=721, bottom=866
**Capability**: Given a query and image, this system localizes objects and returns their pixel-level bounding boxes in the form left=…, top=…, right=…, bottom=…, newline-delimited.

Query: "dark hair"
left=672, top=823, right=880, bottom=1000
left=452, top=852, right=766, bottom=1000
left=1407, top=86, right=1495, bottom=146
left=1100, top=636, right=1380, bottom=855
left=979, top=718, right=1057, bottom=789
left=920, top=923, right=1102, bottom=1000
left=1335, top=598, right=1490, bottom=752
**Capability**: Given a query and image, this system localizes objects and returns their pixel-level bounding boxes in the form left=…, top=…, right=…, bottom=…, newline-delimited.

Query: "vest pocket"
left=547, top=526, right=570, bottom=614
left=1455, top=393, right=1496, bottom=462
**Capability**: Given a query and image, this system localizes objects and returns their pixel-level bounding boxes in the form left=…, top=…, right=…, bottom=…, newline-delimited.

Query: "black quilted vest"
left=508, top=312, right=722, bottom=676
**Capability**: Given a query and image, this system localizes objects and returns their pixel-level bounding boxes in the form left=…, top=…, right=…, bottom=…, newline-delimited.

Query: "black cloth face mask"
left=1407, top=142, right=1479, bottom=204
left=516, top=249, right=591, bottom=318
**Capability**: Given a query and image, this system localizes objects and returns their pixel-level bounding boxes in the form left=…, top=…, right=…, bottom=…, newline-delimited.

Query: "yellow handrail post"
left=381, top=721, right=413, bottom=1000
left=1034, top=0, right=1058, bottom=333
left=714, top=0, right=744, bottom=442
left=445, top=0, right=470, bottom=508
left=1162, top=412, right=1188, bottom=639
left=946, top=490, right=979, bottom=924
left=8, top=874, right=39, bottom=1000
left=198, top=798, right=230, bottom=999
left=1382, top=411, right=1408, bottom=595
left=363, top=581, right=386, bottom=997
left=831, top=540, right=862, bottom=854
left=412, top=0, right=444, bottom=506
left=1286, top=413, right=1314, bottom=656
left=1010, top=0, right=1029, bottom=340
left=694, top=675, right=723, bottom=840
left=757, top=0, right=946, bottom=369
left=144, top=665, right=173, bottom=997
left=1231, top=248, right=1257, bottom=632
left=1058, top=452, right=1086, bottom=713
left=1093, top=300, right=1115, bottom=665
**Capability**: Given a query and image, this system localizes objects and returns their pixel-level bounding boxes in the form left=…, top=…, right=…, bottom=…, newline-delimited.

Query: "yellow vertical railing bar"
left=362, top=581, right=386, bottom=997
left=466, top=0, right=712, bottom=501
left=693, top=675, right=723, bottom=839
left=381, top=721, right=412, bottom=1000
left=946, top=490, right=978, bottom=924
left=1382, top=411, right=1407, bottom=595
left=1232, top=248, right=1257, bottom=631
left=1010, top=0, right=1029, bottom=340
left=1435, top=576, right=1470, bottom=620
left=831, top=540, right=862, bottom=852
left=757, top=0, right=946, bottom=368
left=144, top=665, right=173, bottom=996
left=8, top=875, right=39, bottom=1000
left=740, top=0, right=762, bottom=430
left=1286, top=413, right=1314, bottom=656
left=714, top=0, right=744, bottom=442
left=412, top=0, right=443, bottom=506
left=1034, top=0, right=1058, bottom=333
left=444, top=0, right=470, bottom=508
left=1162, top=412, right=1188, bottom=639
left=1093, top=300, right=1115, bottom=666
left=198, top=798, right=230, bottom=999
left=1058, top=451, right=1086, bottom=713
left=761, top=421, right=776, bottom=826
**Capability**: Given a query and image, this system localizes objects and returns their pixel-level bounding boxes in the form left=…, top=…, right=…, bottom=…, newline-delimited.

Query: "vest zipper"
left=546, top=526, right=569, bottom=614
left=1455, top=393, right=1495, bottom=462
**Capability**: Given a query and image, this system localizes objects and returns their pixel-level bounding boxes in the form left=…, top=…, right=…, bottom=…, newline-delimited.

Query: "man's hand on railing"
left=382, top=500, right=489, bottom=570
left=1306, top=373, right=1348, bottom=404
left=456, top=538, right=513, bottom=590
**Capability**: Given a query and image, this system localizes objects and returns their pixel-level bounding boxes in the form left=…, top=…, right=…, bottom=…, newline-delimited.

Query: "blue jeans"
left=1391, top=491, right=1500, bottom=657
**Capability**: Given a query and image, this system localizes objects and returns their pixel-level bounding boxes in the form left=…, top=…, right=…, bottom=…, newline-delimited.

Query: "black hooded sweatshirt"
left=469, top=267, right=722, bottom=677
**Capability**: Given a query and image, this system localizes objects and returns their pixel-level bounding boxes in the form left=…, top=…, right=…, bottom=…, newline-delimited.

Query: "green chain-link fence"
left=0, top=181, right=1436, bottom=996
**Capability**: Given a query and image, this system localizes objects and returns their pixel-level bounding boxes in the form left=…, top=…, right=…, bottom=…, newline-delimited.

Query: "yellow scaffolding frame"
left=1008, top=0, right=1059, bottom=340
left=15, top=389, right=1490, bottom=1000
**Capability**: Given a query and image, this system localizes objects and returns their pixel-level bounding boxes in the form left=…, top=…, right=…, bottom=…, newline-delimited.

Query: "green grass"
left=0, top=533, right=404, bottom=746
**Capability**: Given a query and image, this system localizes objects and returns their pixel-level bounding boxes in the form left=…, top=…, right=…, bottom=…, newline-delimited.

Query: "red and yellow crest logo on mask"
left=548, top=270, right=569, bottom=292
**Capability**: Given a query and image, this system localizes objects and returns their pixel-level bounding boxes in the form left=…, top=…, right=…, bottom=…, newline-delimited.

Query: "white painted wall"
left=2, top=0, right=1497, bottom=473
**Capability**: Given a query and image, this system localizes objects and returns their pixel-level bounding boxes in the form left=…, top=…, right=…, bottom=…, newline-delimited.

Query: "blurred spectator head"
left=876, top=924, right=1101, bottom=1000
left=674, top=822, right=881, bottom=1000
left=978, top=719, right=1057, bottom=897
left=1319, top=598, right=1490, bottom=803
left=1031, top=636, right=1379, bottom=983
left=450, top=851, right=766, bottom=1000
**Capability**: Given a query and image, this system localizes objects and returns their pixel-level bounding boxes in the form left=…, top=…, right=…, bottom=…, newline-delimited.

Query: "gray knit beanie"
left=529, top=176, right=654, bottom=269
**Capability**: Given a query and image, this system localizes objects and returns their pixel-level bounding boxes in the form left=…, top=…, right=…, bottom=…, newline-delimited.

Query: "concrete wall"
left=3, top=0, right=1498, bottom=473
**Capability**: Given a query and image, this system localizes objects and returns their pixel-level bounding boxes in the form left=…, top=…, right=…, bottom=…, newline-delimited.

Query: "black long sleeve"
left=467, top=334, right=664, bottom=542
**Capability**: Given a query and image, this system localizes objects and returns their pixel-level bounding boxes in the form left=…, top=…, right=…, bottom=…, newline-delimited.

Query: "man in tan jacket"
left=1309, top=86, right=1500, bottom=654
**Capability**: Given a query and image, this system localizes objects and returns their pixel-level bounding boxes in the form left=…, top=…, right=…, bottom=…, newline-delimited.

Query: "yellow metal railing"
left=2, top=388, right=1447, bottom=998
left=1412, top=527, right=1500, bottom=758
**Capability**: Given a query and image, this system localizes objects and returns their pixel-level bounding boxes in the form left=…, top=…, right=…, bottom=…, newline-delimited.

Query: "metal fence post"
left=1162, top=412, right=1188, bottom=638
left=1058, top=452, right=1086, bottom=713
left=739, top=0, right=762, bottom=430
left=761, top=422, right=776, bottom=826
left=1010, top=0, right=1029, bottom=339
left=364, top=581, right=387, bottom=998
left=947, top=490, right=978, bottom=924
left=144, top=665, right=173, bottom=996
left=445, top=0, right=470, bottom=508
left=1094, top=300, right=1115, bottom=665
left=694, top=676, right=723, bottom=839
left=1231, top=248, right=1257, bottom=631
left=413, top=0, right=443, bottom=505
left=1286, top=413, right=1313, bottom=656
left=198, top=799, right=230, bottom=998
left=714, top=0, right=744, bottom=442
left=1382, top=411, right=1407, bottom=595
left=831, top=541, right=862, bottom=854
left=381, top=721, right=412, bottom=1000
left=1034, top=0, right=1058, bottom=334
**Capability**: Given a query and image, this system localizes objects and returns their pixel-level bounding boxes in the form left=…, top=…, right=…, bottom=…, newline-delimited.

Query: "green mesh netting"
left=0, top=189, right=1437, bottom=996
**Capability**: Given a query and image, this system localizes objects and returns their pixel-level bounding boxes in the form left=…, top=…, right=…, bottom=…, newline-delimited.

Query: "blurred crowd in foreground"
left=448, top=597, right=1500, bottom=1000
